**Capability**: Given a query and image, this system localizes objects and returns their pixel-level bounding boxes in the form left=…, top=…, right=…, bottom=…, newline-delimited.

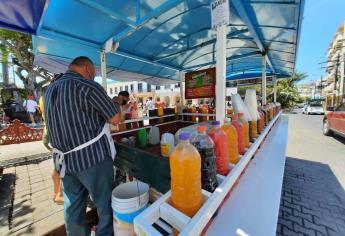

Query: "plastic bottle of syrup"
left=238, top=112, right=250, bottom=148
left=191, top=126, right=218, bottom=192
left=208, top=121, right=230, bottom=176
left=191, top=106, right=197, bottom=122
left=249, top=119, right=258, bottom=142
left=170, top=133, right=203, bottom=217
left=258, top=109, right=265, bottom=133
left=161, top=133, right=175, bottom=157
left=231, top=114, right=245, bottom=155
left=221, top=118, right=239, bottom=165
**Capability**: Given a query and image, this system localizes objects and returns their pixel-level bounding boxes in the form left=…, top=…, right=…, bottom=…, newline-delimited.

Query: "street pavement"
left=277, top=110, right=345, bottom=236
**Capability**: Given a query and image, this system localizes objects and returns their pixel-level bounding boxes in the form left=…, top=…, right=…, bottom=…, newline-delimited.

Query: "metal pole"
left=342, top=53, right=345, bottom=102
left=179, top=71, right=184, bottom=106
left=262, top=55, right=267, bottom=105
left=320, top=75, right=323, bottom=98
left=273, top=76, right=277, bottom=103
left=100, top=48, right=107, bottom=91
left=333, top=54, right=340, bottom=106
left=215, top=25, right=227, bottom=124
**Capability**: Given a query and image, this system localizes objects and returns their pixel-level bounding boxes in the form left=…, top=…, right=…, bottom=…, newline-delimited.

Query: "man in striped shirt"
left=44, top=56, right=121, bottom=236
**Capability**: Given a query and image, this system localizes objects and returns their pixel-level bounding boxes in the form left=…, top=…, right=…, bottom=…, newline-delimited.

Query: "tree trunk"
left=1, top=62, right=9, bottom=85
left=1, top=44, right=9, bottom=86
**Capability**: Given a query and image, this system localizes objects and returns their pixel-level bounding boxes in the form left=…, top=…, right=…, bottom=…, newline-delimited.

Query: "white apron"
left=52, top=123, right=116, bottom=178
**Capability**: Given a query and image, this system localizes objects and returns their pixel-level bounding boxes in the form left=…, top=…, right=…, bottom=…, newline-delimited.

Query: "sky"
left=295, top=0, right=345, bottom=84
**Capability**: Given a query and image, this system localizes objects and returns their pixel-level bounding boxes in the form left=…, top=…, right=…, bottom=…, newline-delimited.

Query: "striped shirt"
left=44, top=71, right=120, bottom=174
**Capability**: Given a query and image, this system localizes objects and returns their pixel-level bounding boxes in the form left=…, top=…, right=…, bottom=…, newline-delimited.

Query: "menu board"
left=185, top=68, right=216, bottom=99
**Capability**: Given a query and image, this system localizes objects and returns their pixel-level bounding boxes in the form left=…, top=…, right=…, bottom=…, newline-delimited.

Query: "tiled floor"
left=0, top=159, right=64, bottom=235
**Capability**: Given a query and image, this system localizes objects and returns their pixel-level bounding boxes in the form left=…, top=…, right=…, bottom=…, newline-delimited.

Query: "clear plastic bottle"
left=191, top=126, right=218, bottom=192
left=221, top=118, right=239, bottom=164
left=170, top=133, right=203, bottom=217
left=208, top=121, right=230, bottom=176
left=238, top=112, right=250, bottom=148
left=231, top=114, right=245, bottom=155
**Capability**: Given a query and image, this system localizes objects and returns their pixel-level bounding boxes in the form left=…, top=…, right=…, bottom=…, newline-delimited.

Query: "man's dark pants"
left=62, top=157, right=114, bottom=236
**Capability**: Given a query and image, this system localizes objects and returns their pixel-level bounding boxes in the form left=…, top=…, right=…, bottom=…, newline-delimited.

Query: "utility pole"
left=343, top=53, right=345, bottom=103
left=320, top=75, right=323, bottom=98
left=333, top=55, right=340, bottom=106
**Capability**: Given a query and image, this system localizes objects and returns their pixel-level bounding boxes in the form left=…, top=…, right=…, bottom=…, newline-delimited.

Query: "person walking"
left=44, top=56, right=121, bottom=236
left=23, top=95, right=38, bottom=125
left=39, top=74, right=64, bottom=204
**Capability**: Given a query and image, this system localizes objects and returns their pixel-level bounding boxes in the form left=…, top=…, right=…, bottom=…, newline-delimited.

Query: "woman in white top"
left=23, top=95, right=38, bottom=124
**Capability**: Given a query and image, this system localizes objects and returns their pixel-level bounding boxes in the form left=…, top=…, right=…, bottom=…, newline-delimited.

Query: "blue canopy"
left=30, top=0, right=304, bottom=82
left=227, top=71, right=277, bottom=81
left=0, top=0, right=47, bottom=34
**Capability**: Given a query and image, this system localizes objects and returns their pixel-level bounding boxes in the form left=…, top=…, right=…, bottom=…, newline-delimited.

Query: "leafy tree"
left=236, top=71, right=307, bottom=109
left=267, top=72, right=307, bottom=108
left=0, top=29, right=53, bottom=97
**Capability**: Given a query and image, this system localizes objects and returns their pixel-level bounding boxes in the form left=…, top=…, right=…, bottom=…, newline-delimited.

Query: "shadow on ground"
left=332, top=135, right=345, bottom=145
left=277, top=157, right=345, bottom=236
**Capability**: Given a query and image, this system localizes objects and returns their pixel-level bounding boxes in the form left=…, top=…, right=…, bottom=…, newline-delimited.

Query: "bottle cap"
left=197, top=126, right=207, bottom=133
left=211, top=121, right=220, bottom=126
left=179, top=132, right=191, bottom=141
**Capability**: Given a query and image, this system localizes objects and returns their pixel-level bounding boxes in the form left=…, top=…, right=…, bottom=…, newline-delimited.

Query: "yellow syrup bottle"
left=221, top=118, right=239, bottom=164
left=170, top=133, right=203, bottom=217
left=238, top=112, right=250, bottom=148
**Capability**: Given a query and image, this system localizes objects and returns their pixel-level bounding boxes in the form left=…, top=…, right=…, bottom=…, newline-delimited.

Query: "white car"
left=303, top=103, right=324, bottom=115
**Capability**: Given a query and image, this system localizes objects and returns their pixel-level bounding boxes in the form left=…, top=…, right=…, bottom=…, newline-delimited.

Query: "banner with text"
left=211, top=0, right=229, bottom=29
left=185, top=68, right=216, bottom=99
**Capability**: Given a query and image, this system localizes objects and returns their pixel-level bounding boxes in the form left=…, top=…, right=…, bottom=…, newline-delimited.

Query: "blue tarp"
left=0, top=0, right=47, bottom=34
left=0, top=0, right=305, bottom=83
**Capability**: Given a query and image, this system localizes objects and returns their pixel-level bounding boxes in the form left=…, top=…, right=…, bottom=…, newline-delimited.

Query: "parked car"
left=323, top=103, right=345, bottom=138
left=303, top=103, right=324, bottom=115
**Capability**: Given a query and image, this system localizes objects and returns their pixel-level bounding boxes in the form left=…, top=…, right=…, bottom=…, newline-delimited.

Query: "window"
left=156, top=86, right=160, bottom=90
left=138, top=83, right=143, bottom=93
left=125, top=85, right=129, bottom=91
left=165, top=84, right=170, bottom=90
left=147, top=84, right=152, bottom=92
left=175, top=82, right=180, bottom=88
left=120, top=86, right=123, bottom=91
left=115, top=87, right=118, bottom=94
left=130, top=84, right=134, bottom=92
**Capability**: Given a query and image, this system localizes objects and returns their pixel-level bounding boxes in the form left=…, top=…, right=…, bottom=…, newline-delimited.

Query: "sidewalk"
left=0, top=141, right=65, bottom=235
left=0, top=159, right=65, bottom=235
left=0, top=141, right=50, bottom=166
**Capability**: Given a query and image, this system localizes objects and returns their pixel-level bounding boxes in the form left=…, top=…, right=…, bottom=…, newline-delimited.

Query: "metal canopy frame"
left=29, top=0, right=304, bottom=83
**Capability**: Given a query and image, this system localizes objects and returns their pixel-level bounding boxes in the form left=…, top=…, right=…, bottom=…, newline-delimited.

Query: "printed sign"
left=185, top=68, right=216, bottom=99
left=211, top=0, right=230, bottom=29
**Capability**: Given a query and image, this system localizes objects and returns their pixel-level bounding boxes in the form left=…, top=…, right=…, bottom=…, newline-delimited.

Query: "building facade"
left=297, top=83, right=314, bottom=99
left=106, top=81, right=182, bottom=107
left=324, top=22, right=345, bottom=106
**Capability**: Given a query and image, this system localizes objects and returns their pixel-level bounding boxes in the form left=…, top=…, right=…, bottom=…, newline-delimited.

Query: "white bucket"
left=111, top=181, right=149, bottom=224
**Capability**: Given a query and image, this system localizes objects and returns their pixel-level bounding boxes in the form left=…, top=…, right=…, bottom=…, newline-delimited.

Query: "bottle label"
left=161, top=143, right=170, bottom=156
